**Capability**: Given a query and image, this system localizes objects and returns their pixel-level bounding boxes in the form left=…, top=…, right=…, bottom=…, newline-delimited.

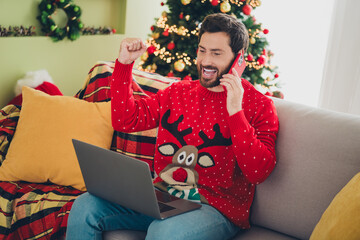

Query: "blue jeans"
left=66, top=192, right=240, bottom=240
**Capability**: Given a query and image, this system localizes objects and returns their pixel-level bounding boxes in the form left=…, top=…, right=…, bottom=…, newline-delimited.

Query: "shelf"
left=0, top=0, right=127, bottom=36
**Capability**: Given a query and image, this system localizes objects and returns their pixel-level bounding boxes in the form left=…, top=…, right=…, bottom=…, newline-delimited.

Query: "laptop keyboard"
left=155, top=189, right=180, bottom=203
left=158, top=202, right=176, bottom=213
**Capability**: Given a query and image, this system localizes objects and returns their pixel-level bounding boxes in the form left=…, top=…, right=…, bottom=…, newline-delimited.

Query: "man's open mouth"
left=202, top=67, right=218, bottom=79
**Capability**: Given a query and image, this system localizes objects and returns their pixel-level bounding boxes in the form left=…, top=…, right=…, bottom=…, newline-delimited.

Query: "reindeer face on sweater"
left=157, top=109, right=232, bottom=191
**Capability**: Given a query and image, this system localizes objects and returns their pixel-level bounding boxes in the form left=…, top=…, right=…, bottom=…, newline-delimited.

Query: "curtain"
left=318, top=0, right=360, bottom=115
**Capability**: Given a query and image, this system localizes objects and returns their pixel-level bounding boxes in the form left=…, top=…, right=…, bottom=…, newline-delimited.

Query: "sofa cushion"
left=250, top=98, right=360, bottom=239
left=234, top=225, right=298, bottom=240
left=0, top=87, right=113, bottom=191
left=310, top=172, right=360, bottom=240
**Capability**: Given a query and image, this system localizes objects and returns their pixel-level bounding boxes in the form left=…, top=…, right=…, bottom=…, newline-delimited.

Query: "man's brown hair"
left=199, top=13, right=249, bottom=54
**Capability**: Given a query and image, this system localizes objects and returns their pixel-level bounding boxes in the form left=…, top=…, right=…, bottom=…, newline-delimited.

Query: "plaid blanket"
left=0, top=61, right=175, bottom=239
left=0, top=105, right=21, bottom=165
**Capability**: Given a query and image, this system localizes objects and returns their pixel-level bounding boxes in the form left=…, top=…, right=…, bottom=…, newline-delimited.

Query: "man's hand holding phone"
left=220, top=68, right=244, bottom=116
left=118, top=38, right=147, bottom=65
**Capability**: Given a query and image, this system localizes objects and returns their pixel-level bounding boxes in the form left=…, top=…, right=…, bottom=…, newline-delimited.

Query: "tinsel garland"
left=0, top=25, right=116, bottom=38
left=0, top=26, right=36, bottom=37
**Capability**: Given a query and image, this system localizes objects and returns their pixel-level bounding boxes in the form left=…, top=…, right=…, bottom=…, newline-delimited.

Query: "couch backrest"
left=250, top=98, right=360, bottom=239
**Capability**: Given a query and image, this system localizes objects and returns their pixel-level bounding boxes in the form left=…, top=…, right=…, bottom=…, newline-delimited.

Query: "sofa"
left=1, top=61, right=360, bottom=240
left=103, top=94, right=360, bottom=240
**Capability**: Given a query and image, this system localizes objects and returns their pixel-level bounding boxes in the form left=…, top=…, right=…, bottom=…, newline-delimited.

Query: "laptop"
left=72, top=139, right=202, bottom=219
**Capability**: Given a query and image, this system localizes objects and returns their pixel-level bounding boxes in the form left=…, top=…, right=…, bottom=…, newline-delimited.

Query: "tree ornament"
left=152, top=63, right=158, bottom=71
left=185, top=15, right=190, bottom=21
left=257, top=55, right=267, bottom=65
left=242, top=4, right=252, bottom=15
left=274, top=73, right=279, bottom=78
left=181, top=0, right=192, bottom=5
left=211, top=0, right=219, bottom=6
left=262, top=49, right=267, bottom=56
left=167, top=42, right=176, bottom=50
left=111, top=28, right=116, bottom=34
left=141, top=51, right=149, bottom=61
left=263, top=28, right=269, bottom=34
left=151, top=25, right=155, bottom=32
left=162, top=11, right=168, bottom=17
left=37, top=0, right=83, bottom=41
left=147, top=45, right=157, bottom=55
left=152, top=32, right=160, bottom=39
left=183, top=75, right=192, bottom=80
left=179, top=12, right=184, bottom=19
left=162, top=29, right=169, bottom=37
left=174, top=60, right=186, bottom=72
left=220, top=1, right=231, bottom=13
left=250, top=37, right=256, bottom=44
left=246, top=54, right=253, bottom=61
left=178, top=26, right=186, bottom=35
left=161, top=2, right=165, bottom=6
left=272, top=90, right=284, bottom=99
left=167, top=71, right=175, bottom=77
left=265, top=91, right=273, bottom=97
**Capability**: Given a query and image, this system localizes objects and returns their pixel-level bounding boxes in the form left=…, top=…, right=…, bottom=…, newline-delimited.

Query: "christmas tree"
left=138, top=0, right=281, bottom=96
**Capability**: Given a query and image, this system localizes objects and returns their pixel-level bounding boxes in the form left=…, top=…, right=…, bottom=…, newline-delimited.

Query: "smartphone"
left=229, top=50, right=246, bottom=77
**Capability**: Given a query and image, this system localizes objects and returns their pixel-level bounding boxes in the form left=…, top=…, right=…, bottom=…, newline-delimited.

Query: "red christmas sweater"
left=111, top=60, right=279, bottom=229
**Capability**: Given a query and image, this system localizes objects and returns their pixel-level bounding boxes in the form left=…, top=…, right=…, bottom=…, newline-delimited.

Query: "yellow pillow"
left=0, top=87, right=113, bottom=191
left=310, top=172, right=360, bottom=240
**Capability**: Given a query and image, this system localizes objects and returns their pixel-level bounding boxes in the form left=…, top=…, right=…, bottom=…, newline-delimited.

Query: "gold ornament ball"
left=178, top=26, right=186, bottom=35
left=152, top=32, right=160, bottom=39
left=174, top=60, right=186, bottom=72
left=181, top=0, right=191, bottom=5
left=162, top=11, right=167, bottom=17
left=220, top=1, right=231, bottom=13
left=152, top=63, right=157, bottom=71
left=141, top=52, right=149, bottom=61
left=250, top=37, right=256, bottom=44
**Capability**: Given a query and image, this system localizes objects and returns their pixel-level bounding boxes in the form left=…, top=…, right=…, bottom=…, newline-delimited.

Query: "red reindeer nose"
left=173, top=168, right=188, bottom=182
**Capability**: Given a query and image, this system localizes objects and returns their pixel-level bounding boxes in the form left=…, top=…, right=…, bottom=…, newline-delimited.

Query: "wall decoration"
left=37, top=0, right=83, bottom=41
left=0, top=26, right=36, bottom=37
left=81, top=26, right=117, bottom=35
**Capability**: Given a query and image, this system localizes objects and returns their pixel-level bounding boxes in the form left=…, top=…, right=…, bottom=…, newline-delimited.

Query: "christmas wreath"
left=37, top=0, right=83, bottom=41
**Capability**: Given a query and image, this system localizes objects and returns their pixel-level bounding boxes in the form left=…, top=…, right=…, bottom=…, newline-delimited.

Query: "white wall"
left=254, top=0, right=335, bottom=107
left=125, top=0, right=164, bottom=40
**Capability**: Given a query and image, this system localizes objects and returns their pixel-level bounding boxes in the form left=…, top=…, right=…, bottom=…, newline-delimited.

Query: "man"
left=66, top=13, right=279, bottom=240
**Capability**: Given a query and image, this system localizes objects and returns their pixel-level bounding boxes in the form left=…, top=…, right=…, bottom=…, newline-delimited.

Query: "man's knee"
left=69, top=192, right=102, bottom=224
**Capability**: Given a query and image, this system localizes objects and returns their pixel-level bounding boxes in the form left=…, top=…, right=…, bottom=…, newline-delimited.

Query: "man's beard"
left=197, top=64, right=232, bottom=88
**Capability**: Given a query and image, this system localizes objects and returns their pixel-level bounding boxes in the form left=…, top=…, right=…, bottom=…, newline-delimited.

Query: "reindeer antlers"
left=161, top=109, right=192, bottom=146
left=197, top=124, right=232, bottom=150
left=161, top=110, right=232, bottom=149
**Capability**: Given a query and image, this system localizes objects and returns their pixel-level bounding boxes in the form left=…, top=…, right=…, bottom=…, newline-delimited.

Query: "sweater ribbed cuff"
left=112, top=59, right=134, bottom=85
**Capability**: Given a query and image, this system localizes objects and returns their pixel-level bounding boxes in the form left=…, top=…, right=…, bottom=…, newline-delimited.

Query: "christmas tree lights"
left=139, top=0, right=282, bottom=96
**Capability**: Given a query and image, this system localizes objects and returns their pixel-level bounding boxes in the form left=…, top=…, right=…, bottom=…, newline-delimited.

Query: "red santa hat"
left=8, top=69, right=62, bottom=106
